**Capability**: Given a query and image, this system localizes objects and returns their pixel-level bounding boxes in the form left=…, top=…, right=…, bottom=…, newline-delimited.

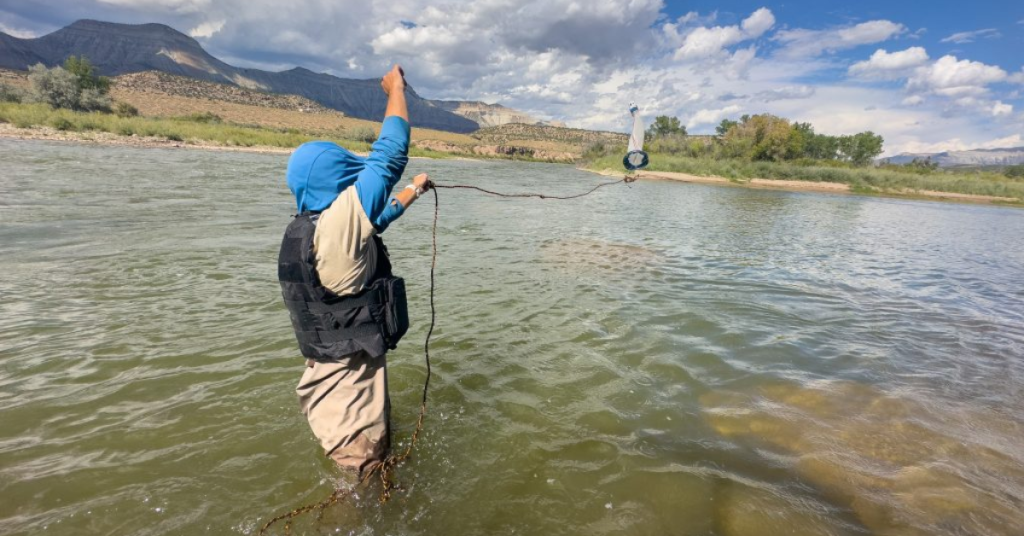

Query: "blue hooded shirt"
left=286, top=116, right=411, bottom=232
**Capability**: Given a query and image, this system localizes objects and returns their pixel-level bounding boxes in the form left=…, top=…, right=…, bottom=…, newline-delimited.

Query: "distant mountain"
left=0, top=20, right=482, bottom=132
left=433, top=100, right=565, bottom=128
left=882, top=147, right=1024, bottom=168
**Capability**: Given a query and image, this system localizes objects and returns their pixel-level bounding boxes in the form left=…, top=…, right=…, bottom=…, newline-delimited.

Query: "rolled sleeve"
left=355, top=116, right=411, bottom=231
left=373, top=195, right=407, bottom=232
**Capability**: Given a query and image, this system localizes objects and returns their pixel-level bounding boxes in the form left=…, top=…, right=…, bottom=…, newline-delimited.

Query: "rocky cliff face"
left=883, top=147, right=1024, bottom=167
left=433, top=100, right=563, bottom=128
left=0, top=20, right=479, bottom=133
left=474, top=123, right=625, bottom=147
left=114, top=71, right=336, bottom=114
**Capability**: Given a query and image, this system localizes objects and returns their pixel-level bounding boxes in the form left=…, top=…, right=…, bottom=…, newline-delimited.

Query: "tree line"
left=644, top=113, right=884, bottom=166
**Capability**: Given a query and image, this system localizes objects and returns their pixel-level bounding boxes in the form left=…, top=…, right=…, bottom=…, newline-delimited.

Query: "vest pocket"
left=383, top=277, right=409, bottom=348
left=367, top=276, right=409, bottom=349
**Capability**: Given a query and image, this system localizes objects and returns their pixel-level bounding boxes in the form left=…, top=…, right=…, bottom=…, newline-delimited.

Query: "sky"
left=1, top=0, right=1022, bottom=155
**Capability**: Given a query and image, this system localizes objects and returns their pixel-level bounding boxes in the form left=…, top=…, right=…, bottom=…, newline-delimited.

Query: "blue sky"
left=661, top=0, right=1021, bottom=70
left=1, top=0, right=1021, bottom=154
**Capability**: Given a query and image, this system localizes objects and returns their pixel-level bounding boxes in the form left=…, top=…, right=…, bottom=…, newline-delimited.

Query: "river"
left=1, top=138, right=1023, bottom=536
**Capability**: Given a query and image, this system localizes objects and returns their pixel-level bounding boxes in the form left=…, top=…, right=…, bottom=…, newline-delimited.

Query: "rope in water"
left=258, top=175, right=632, bottom=535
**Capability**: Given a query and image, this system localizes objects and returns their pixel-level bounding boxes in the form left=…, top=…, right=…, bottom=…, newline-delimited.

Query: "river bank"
left=586, top=166, right=1023, bottom=206
left=0, top=101, right=578, bottom=162
left=3, top=121, right=1021, bottom=207
left=0, top=122, right=295, bottom=154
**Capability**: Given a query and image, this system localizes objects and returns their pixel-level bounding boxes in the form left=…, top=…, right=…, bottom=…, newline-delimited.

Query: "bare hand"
left=412, top=173, right=432, bottom=191
left=381, top=65, right=406, bottom=96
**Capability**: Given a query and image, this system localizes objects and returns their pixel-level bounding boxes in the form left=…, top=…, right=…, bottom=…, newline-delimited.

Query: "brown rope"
left=434, top=175, right=633, bottom=199
left=259, top=176, right=629, bottom=535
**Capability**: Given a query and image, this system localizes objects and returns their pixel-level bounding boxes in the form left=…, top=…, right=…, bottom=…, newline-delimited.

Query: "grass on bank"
left=587, top=152, right=1024, bottom=201
left=0, top=102, right=472, bottom=158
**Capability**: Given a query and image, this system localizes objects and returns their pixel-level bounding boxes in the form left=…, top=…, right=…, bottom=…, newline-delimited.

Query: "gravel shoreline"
left=585, top=167, right=1020, bottom=206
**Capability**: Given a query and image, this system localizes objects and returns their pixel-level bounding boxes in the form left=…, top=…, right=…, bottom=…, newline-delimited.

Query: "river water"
left=1, top=138, right=1023, bottom=536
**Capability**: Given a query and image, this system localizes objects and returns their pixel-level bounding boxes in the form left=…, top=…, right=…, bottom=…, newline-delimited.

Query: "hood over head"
left=286, top=141, right=365, bottom=213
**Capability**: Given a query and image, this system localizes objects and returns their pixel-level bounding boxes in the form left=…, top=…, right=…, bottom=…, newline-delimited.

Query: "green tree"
left=715, top=118, right=738, bottom=136
left=786, top=122, right=811, bottom=159
left=838, top=131, right=884, bottom=166
left=908, top=157, right=938, bottom=171
left=646, top=115, right=686, bottom=138
left=723, top=114, right=795, bottom=161
left=805, top=133, right=839, bottom=160
left=63, top=55, right=111, bottom=93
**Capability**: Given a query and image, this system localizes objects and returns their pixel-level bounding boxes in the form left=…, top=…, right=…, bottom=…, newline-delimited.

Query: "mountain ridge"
left=0, top=19, right=516, bottom=133
left=882, top=147, right=1024, bottom=167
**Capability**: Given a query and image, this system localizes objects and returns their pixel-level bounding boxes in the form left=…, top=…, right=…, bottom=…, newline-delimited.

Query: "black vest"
left=278, top=213, right=408, bottom=360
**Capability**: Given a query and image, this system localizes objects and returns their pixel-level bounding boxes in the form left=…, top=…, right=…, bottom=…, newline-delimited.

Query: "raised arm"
left=354, top=65, right=413, bottom=231
left=383, top=65, right=408, bottom=122
left=376, top=66, right=429, bottom=216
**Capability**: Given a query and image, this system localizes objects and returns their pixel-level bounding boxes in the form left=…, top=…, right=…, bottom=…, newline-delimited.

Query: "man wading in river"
left=278, top=64, right=430, bottom=476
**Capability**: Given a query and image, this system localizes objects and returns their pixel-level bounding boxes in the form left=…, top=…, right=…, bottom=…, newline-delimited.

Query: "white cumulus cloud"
left=774, top=20, right=906, bottom=58
left=189, top=19, right=223, bottom=38
left=849, top=47, right=929, bottom=77
left=991, top=101, right=1013, bottom=116
left=674, top=7, right=774, bottom=60
left=741, top=7, right=776, bottom=36
left=686, top=105, right=742, bottom=130
left=907, top=55, right=1007, bottom=96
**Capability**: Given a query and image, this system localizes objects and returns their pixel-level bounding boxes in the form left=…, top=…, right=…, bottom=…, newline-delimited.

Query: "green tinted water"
left=1, top=139, right=1023, bottom=536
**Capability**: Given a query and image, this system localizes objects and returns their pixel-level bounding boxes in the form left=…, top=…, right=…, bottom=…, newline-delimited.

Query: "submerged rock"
left=700, top=380, right=1024, bottom=535
left=715, top=481, right=858, bottom=536
left=538, top=239, right=662, bottom=274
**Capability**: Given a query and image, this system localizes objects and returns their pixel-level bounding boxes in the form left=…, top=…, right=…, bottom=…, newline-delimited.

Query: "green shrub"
left=1004, top=164, right=1024, bottom=179
left=78, top=88, right=111, bottom=113
left=580, top=140, right=615, bottom=162
left=348, top=126, right=377, bottom=143
left=114, top=102, right=139, bottom=118
left=27, top=58, right=113, bottom=112
left=50, top=116, right=74, bottom=131
left=28, top=64, right=80, bottom=109
left=0, top=83, right=26, bottom=103
left=179, top=111, right=222, bottom=124
left=78, top=117, right=102, bottom=131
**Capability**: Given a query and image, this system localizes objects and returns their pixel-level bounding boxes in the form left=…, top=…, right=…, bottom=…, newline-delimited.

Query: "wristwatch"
left=405, top=184, right=424, bottom=198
